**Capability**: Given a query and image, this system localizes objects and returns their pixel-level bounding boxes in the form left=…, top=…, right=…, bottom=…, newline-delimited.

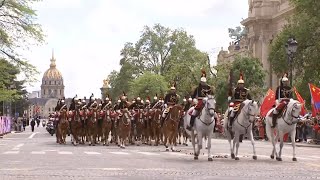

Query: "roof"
left=42, top=52, right=63, bottom=80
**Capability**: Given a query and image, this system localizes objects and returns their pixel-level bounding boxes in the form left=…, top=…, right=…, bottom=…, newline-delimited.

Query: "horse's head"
left=203, top=95, right=216, bottom=117
left=243, top=99, right=259, bottom=123
left=286, top=99, right=302, bottom=121
left=169, top=105, right=183, bottom=120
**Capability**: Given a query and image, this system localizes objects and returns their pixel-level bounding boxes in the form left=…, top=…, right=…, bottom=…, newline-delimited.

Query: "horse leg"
left=277, top=131, right=284, bottom=161
left=207, top=133, right=213, bottom=161
left=290, top=129, right=297, bottom=161
left=191, top=131, right=198, bottom=160
left=196, top=132, right=202, bottom=159
left=266, top=120, right=276, bottom=159
left=249, top=130, right=257, bottom=160
left=233, top=132, right=240, bottom=160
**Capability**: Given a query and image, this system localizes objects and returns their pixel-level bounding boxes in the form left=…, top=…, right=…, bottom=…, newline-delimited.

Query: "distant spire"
left=50, top=48, right=56, bottom=68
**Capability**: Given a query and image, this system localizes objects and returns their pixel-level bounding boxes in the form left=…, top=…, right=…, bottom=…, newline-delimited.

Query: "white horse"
left=265, top=99, right=302, bottom=161
left=184, top=95, right=216, bottom=161
left=223, top=100, right=259, bottom=160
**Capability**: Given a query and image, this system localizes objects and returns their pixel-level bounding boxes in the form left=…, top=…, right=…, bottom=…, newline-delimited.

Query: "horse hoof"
left=179, top=142, right=181, bottom=145
left=185, top=144, right=188, bottom=146
left=194, top=156, right=198, bottom=160
left=106, top=144, right=109, bottom=146
left=292, top=158, right=297, bottom=161
left=165, top=149, right=169, bottom=152
left=208, top=157, right=213, bottom=161
left=103, top=143, right=106, bottom=146
left=92, top=144, right=95, bottom=146
left=276, top=157, right=282, bottom=161
left=235, top=157, right=239, bottom=160
left=270, top=155, right=275, bottom=159
left=137, top=144, right=140, bottom=146
left=253, top=156, right=257, bottom=160
left=231, top=154, right=235, bottom=159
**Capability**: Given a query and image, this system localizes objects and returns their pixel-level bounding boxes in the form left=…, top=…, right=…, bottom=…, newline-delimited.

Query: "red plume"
left=201, top=68, right=206, bottom=77
left=239, top=72, right=244, bottom=80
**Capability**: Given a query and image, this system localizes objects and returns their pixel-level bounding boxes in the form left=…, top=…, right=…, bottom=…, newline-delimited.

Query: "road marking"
left=0, top=144, right=7, bottom=146
left=136, top=168, right=168, bottom=171
left=43, top=149, right=58, bottom=152
left=0, top=168, right=31, bottom=171
left=78, top=168, right=123, bottom=171
left=167, top=152, right=188, bottom=156
left=28, top=132, right=38, bottom=139
left=308, top=155, right=320, bottom=159
left=3, top=151, right=19, bottom=154
left=84, top=151, right=101, bottom=155
left=58, top=151, right=73, bottom=155
left=31, top=151, right=46, bottom=155
left=136, top=152, right=160, bottom=156
left=109, top=152, right=130, bottom=155
left=12, top=143, right=24, bottom=150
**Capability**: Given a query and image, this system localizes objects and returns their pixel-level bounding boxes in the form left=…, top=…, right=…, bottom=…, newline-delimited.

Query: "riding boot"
left=186, top=115, right=196, bottom=131
left=271, top=113, right=278, bottom=128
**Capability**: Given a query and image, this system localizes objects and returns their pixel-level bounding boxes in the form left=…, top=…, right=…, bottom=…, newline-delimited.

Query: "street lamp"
left=285, top=37, right=298, bottom=86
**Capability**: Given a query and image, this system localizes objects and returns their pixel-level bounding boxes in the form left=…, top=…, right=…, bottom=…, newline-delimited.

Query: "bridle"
left=236, top=101, right=257, bottom=134
left=198, top=96, right=215, bottom=126
left=281, top=102, right=300, bottom=125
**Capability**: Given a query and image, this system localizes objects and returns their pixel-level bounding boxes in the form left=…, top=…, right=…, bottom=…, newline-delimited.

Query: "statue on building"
left=228, top=26, right=248, bottom=45
left=103, top=79, right=110, bottom=88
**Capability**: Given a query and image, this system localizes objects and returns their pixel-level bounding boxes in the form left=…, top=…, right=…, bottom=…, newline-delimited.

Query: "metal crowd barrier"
left=0, top=116, right=12, bottom=137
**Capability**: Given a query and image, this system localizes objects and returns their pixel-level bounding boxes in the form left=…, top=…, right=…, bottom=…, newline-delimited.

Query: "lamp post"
left=285, top=37, right=298, bottom=86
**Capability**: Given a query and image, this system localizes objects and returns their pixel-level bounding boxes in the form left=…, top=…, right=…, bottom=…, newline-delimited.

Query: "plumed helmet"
left=154, top=94, right=158, bottom=100
left=105, top=94, right=110, bottom=101
left=188, top=97, right=192, bottom=101
left=117, top=99, right=121, bottom=103
left=183, top=97, right=187, bottom=102
left=281, top=73, right=289, bottom=82
left=170, top=81, right=176, bottom=90
left=74, top=94, right=78, bottom=101
left=237, top=72, right=244, bottom=84
left=137, top=96, right=141, bottom=101
left=200, top=68, right=207, bottom=82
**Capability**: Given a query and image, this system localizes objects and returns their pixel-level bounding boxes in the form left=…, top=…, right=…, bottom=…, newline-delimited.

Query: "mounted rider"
left=186, top=69, right=212, bottom=130
left=88, top=93, right=98, bottom=109
left=151, top=94, right=158, bottom=108
left=227, top=72, right=252, bottom=129
left=161, top=82, right=179, bottom=127
left=272, top=73, right=293, bottom=128
left=145, top=97, right=151, bottom=109
left=119, top=92, right=129, bottom=111
left=69, top=95, right=78, bottom=111
left=128, top=96, right=144, bottom=120
left=101, top=94, right=112, bottom=110
left=152, top=96, right=164, bottom=109
left=59, top=97, right=68, bottom=112
left=113, top=98, right=121, bottom=112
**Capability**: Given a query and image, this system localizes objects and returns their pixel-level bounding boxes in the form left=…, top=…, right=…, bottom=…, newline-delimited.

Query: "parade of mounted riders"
left=50, top=69, right=310, bottom=162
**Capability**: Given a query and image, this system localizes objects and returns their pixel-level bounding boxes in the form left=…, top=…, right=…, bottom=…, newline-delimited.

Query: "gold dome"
left=42, top=51, right=63, bottom=80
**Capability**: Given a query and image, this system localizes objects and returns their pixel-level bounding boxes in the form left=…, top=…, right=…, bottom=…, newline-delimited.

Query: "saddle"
left=268, top=105, right=287, bottom=118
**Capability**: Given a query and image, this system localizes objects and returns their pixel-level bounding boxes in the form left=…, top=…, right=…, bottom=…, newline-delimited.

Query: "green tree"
left=107, top=24, right=210, bottom=99
left=0, top=0, right=44, bottom=83
left=129, top=72, right=167, bottom=99
left=213, top=56, right=266, bottom=111
left=268, top=0, right=320, bottom=108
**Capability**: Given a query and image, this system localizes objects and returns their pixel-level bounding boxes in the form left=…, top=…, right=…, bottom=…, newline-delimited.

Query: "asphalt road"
left=0, top=125, right=319, bottom=180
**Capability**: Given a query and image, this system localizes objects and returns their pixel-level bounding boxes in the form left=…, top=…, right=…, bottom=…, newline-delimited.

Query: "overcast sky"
left=25, top=0, right=248, bottom=98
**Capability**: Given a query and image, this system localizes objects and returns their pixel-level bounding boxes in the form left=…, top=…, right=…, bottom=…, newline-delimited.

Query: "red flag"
left=308, top=83, right=320, bottom=116
left=293, top=87, right=306, bottom=115
left=260, top=89, right=275, bottom=117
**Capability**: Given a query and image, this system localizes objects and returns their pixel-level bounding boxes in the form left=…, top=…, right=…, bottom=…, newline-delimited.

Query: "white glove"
left=228, top=96, right=232, bottom=101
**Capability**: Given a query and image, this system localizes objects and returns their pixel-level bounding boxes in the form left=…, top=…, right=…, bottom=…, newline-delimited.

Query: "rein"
left=281, top=102, right=300, bottom=126
left=236, top=103, right=255, bottom=134
left=197, top=97, right=215, bottom=126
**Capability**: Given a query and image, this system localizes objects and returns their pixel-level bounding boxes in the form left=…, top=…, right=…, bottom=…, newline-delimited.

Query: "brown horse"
left=163, top=105, right=183, bottom=151
left=101, top=109, right=113, bottom=146
left=70, top=109, right=81, bottom=146
left=118, top=110, right=131, bottom=148
left=78, top=109, right=87, bottom=144
left=143, top=109, right=153, bottom=145
left=87, top=108, right=98, bottom=146
left=58, top=110, right=69, bottom=144
left=134, top=109, right=144, bottom=146
left=152, top=109, right=163, bottom=146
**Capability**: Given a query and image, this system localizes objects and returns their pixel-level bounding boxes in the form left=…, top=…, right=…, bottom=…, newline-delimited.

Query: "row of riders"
left=52, top=68, right=301, bottom=162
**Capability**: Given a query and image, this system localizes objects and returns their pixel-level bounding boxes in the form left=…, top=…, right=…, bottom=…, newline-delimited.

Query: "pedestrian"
left=31, top=120, right=35, bottom=132
left=22, top=119, right=26, bottom=131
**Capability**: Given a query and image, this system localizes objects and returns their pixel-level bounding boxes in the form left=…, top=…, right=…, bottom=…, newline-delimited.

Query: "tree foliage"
left=269, top=0, right=320, bottom=108
left=213, top=56, right=266, bottom=111
left=107, top=24, right=211, bottom=100
left=0, top=0, right=44, bottom=82
left=129, top=72, right=167, bottom=99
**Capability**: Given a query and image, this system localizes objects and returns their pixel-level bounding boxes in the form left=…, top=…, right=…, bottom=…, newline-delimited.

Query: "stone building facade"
left=241, top=0, right=294, bottom=89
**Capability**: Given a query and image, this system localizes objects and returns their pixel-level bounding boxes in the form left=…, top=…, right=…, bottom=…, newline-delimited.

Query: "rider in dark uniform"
left=69, top=95, right=78, bottom=111
left=59, top=97, right=68, bottom=111
left=272, top=73, right=293, bottom=128
left=151, top=94, right=158, bottom=108
left=161, top=83, right=179, bottom=127
left=227, top=73, right=252, bottom=128
left=119, top=92, right=129, bottom=110
left=186, top=69, right=212, bottom=130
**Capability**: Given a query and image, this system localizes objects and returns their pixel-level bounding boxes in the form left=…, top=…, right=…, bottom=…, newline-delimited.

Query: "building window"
left=43, top=89, right=46, bottom=95
left=49, top=108, right=51, bottom=111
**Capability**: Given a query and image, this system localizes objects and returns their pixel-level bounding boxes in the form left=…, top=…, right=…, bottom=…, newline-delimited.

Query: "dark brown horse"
left=163, top=105, right=183, bottom=151
left=118, top=110, right=131, bottom=148
left=152, top=109, right=163, bottom=146
left=87, top=107, right=98, bottom=146
left=101, top=109, right=113, bottom=146
left=69, top=109, right=81, bottom=146
left=58, top=110, right=69, bottom=144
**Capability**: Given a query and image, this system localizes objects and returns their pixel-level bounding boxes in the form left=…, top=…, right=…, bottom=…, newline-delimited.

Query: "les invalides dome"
left=40, top=51, right=65, bottom=99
